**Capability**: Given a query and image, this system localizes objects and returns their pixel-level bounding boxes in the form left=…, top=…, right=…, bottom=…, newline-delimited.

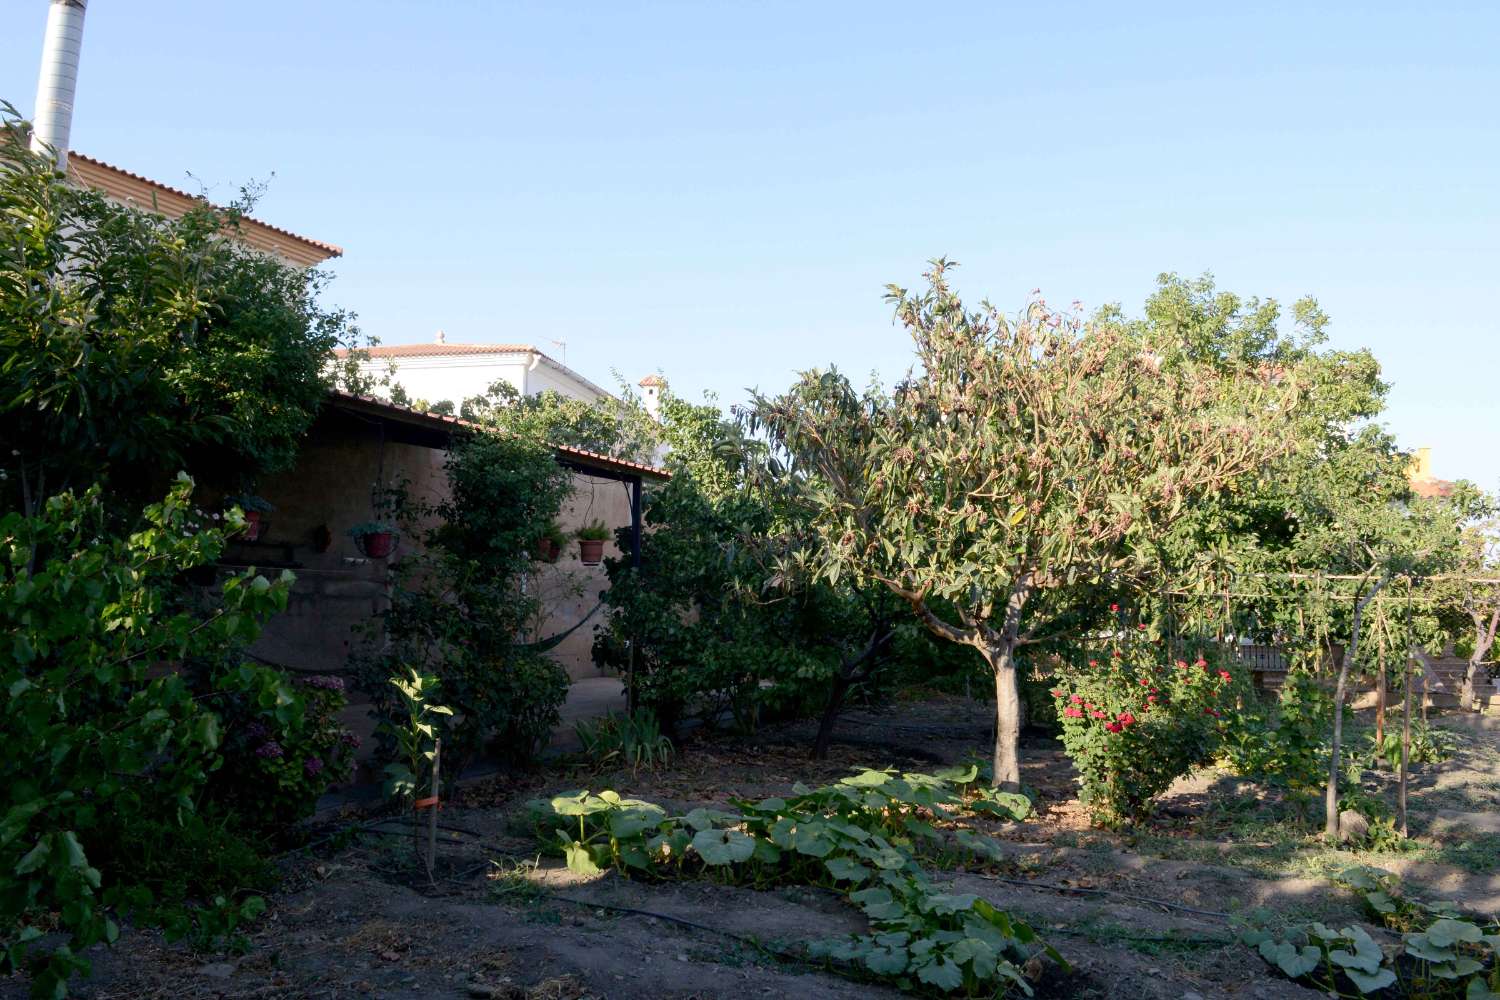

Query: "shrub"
left=359, top=429, right=572, bottom=775
left=1051, top=640, right=1242, bottom=823
left=203, top=668, right=357, bottom=837
left=1221, top=668, right=1330, bottom=796
left=575, top=710, right=674, bottom=773
left=0, top=477, right=291, bottom=995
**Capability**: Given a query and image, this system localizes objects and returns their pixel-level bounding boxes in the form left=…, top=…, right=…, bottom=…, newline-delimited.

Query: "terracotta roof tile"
left=68, top=150, right=343, bottom=260
left=332, top=343, right=549, bottom=360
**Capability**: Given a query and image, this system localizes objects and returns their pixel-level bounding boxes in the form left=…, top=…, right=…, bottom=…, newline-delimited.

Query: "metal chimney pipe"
left=30, top=0, right=89, bottom=170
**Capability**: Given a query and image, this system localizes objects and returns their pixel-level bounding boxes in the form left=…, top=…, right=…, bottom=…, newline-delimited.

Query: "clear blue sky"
left=5, top=2, right=1497, bottom=486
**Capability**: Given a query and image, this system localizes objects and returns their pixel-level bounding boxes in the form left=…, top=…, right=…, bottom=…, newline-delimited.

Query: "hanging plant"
left=575, top=519, right=609, bottom=565
left=348, top=521, right=399, bottom=559
left=532, top=522, right=567, bottom=563
left=227, top=494, right=274, bottom=543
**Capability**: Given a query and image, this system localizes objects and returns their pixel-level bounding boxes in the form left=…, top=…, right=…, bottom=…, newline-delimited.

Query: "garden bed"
left=8, top=694, right=1496, bottom=1000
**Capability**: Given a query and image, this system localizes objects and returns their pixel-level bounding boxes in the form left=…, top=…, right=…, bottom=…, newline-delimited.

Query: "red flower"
left=1088, top=659, right=1099, bottom=668
left=1117, top=712, right=1136, bottom=726
left=1064, top=706, right=1083, bottom=718
left=1105, top=721, right=1123, bottom=733
left=1091, top=710, right=1108, bottom=719
left=1070, top=694, right=1084, bottom=705
left=1147, top=695, right=1159, bottom=704
left=1204, top=708, right=1220, bottom=718
left=1218, top=670, right=1232, bottom=682
left=1139, top=678, right=1151, bottom=687
left=1110, top=603, right=1119, bottom=612
left=1051, top=689, right=1065, bottom=698
left=1194, top=657, right=1207, bottom=668
left=1136, top=623, right=1147, bottom=631
left=1111, top=650, right=1121, bottom=659
left=1175, top=659, right=1188, bottom=669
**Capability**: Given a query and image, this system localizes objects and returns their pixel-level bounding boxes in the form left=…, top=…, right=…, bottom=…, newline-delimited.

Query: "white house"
left=336, top=334, right=617, bottom=408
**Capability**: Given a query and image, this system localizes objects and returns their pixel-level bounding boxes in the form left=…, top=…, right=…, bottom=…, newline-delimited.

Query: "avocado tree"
left=750, top=261, right=1305, bottom=788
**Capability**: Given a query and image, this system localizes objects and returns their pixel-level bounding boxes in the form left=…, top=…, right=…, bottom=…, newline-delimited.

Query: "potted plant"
left=348, top=520, right=399, bottom=559
left=532, top=522, right=567, bottom=563
left=228, top=494, right=274, bottom=543
left=575, top=519, right=610, bottom=566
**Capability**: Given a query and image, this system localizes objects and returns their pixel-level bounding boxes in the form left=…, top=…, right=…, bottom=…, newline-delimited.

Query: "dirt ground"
left=9, top=695, right=1497, bottom=1000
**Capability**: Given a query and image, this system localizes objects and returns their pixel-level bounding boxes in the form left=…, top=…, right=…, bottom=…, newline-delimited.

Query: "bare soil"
left=10, top=694, right=1496, bottom=1000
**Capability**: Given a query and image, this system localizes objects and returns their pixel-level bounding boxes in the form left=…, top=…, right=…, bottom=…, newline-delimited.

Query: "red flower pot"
left=360, top=531, right=396, bottom=559
left=577, top=539, right=605, bottom=566
left=532, top=538, right=560, bottom=563
left=242, top=510, right=264, bottom=542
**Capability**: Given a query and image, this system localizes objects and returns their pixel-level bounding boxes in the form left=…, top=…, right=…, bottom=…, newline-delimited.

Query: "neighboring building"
left=1408, top=447, right=1456, bottom=499
left=66, top=149, right=343, bottom=268
left=638, top=374, right=666, bottom=420
left=335, top=335, right=615, bottom=408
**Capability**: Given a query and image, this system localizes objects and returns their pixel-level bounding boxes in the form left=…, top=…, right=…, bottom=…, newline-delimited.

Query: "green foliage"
left=748, top=262, right=1308, bottom=787
left=0, top=476, right=291, bottom=996
left=95, top=813, right=271, bottom=954
left=461, top=381, right=661, bottom=464
left=574, top=710, right=674, bottom=773
left=380, top=669, right=452, bottom=803
left=1222, top=669, right=1332, bottom=796
left=1242, top=866, right=1500, bottom=997
left=359, top=429, right=572, bottom=774
left=520, top=766, right=1052, bottom=996
left=1051, top=640, right=1241, bottom=822
left=203, top=669, right=356, bottom=837
left=0, top=106, right=366, bottom=517
left=593, top=395, right=857, bottom=734
left=1361, top=719, right=1458, bottom=773
left=574, top=518, right=610, bottom=541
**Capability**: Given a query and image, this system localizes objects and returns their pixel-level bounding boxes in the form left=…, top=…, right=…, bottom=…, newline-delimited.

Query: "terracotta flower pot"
left=532, top=538, right=560, bottom=563
left=360, top=531, right=396, bottom=559
left=577, top=538, right=605, bottom=566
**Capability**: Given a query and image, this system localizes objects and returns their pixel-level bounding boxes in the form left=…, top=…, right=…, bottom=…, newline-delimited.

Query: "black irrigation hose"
left=531, top=892, right=819, bottom=970
left=976, top=874, right=1233, bottom=921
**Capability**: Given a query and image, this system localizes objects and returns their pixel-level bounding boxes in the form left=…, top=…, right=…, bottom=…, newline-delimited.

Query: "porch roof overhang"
left=324, top=391, right=670, bottom=482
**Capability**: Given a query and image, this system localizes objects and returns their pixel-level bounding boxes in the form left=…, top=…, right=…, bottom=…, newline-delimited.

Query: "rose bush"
left=1052, top=639, right=1245, bottom=823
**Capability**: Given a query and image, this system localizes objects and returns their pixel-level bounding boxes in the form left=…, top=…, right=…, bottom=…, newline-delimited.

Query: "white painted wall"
left=351, top=349, right=613, bottom=407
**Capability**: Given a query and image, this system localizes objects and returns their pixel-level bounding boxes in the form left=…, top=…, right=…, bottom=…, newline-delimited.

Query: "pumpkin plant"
left=520, top=766, right=1053, bottom=996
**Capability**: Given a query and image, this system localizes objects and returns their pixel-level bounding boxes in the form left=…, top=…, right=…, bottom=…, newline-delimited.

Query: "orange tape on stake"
left=413, top=796, right=441, bottom=811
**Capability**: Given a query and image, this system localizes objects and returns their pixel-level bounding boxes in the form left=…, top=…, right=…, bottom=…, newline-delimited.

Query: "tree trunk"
left=984, top=642, right=1023, bottom=790
left=1462, top=607, right=1499, bottom=712
left=1326, top=577, right=1388, bottom=840
left=812, top=674, right=854, bottom=760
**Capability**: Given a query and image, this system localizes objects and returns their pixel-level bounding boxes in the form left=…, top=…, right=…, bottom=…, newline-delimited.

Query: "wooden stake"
left=426, top=738, right=441, bottom=880
left=1399, top=651, right=1411, bottom=838
left=1374, top=654, right=1386, bottom=750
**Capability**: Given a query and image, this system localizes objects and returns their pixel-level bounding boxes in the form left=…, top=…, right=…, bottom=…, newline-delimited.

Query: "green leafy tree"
left=0, top=104, right=366, bottom=516
left=750, top=261, right=1305, bottom=788
left=461, top=380, right=661, bottom=463
left=0, top=476, right=291, bottom=996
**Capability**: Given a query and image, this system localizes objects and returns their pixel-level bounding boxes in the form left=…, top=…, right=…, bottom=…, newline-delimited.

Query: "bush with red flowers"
left=1051, top=640, right=1244, bottom=824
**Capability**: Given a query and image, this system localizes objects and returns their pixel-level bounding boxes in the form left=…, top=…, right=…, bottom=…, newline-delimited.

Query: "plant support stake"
left=426, top=738, right=441, bottom=880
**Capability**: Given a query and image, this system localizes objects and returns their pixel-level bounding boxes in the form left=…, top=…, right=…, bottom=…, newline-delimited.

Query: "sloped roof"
left=326, top=390, right=669, bottom=481
left=68, top=151, right=343, bottom=266
left=331, top=343, right=552, bottom=361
